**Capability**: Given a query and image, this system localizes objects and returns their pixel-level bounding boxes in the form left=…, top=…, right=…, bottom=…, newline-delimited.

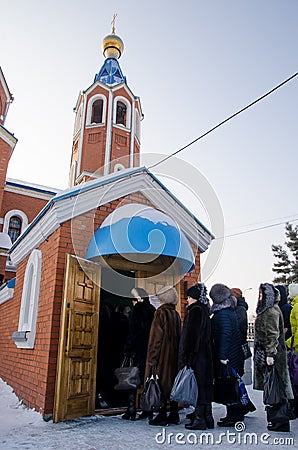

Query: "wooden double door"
left=54, top=254, right=179, bottom=422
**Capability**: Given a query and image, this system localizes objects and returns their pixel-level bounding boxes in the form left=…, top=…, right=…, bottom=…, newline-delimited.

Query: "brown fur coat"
left=145, top=303, right=181, bottom=402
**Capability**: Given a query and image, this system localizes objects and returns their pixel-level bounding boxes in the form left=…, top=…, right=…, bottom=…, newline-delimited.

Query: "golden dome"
left=102, top=33, right=124, bottom=59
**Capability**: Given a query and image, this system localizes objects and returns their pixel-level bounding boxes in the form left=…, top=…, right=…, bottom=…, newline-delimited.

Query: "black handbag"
left=214, top=364, right=240, bottom=405
left=242, top=342, right=252, bottom=360
left=139, top=366, right=164, bottom=412
left=263, top=365, right=286, bottom=406
left=170, top=365, right=198, bottom=406
left=114, top=357, right=141, bottom=390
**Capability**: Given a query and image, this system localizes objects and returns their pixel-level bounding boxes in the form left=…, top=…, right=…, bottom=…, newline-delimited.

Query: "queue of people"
left=121, top=281, right=297, bottom=433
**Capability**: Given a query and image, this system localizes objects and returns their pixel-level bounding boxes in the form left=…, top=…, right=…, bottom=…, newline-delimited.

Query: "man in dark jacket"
left=122, top=288, right=155, bottom=421
left=275, top=285, right=292, bottom=341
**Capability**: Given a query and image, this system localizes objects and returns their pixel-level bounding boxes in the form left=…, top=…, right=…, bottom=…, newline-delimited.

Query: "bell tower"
left=69, top=20, right=143, bottom=186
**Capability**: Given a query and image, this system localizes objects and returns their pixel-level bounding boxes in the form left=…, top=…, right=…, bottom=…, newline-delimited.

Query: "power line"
left=227, top=213, right=298, bottom=231
left=148, top=71, right=298, bottom=169
left=215, top=217, right=298, bottom=240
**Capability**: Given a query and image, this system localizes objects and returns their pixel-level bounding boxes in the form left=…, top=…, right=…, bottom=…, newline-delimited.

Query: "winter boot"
left=241, top=400, right=256, bottom=416
left=149, top=407, right=168, bottom=426
left=186, top=409, right=195, bottom=420
left=138, top=411, right=153, bottom=420
left=167, top=401, right=180, bottom=425
left=217, top=405, right=244, bottom=427
left=204, top=403, right=214, bottom=429
left=267, top=421, right=290, bottom=432
left=185, top=405, right=207, bottom=430
left=122, top=390, right=137, bottom=421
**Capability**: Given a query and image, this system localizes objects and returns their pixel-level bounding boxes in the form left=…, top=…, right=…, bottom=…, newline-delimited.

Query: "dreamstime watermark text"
left=155, top=424, right=295, bottom=446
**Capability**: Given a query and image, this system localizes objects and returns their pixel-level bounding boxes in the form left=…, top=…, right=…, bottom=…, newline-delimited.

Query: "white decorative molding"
left=0, top=285, right=14, bottom=304
left=0, top=67, right=12, bottom=102
left=0, top=126, right=17, bottom=149
left=15, top=249, right=42, bottom=349
left=104, top=90, right=114, bottom=175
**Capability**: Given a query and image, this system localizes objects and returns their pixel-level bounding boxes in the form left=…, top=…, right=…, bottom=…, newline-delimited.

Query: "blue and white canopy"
left=87, top=204, right=195, bottom=274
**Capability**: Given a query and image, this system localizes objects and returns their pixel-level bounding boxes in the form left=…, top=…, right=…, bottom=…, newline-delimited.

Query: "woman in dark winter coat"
left=275, top=285, right=292, bottom=341
left=210, top=283, right=246, bottom=426
left=179, top=283, right=214, bottom=430
left=122, top=287, right=155, bottom=421
left=145, top=286, right=181, bottom=426
left=254, top=283, right=294, bottom=432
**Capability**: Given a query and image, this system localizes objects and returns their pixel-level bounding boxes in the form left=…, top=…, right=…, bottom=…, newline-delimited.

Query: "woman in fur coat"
left=179, top=283, right=214, bottom=430
left=210, top=283, right=246, bottom=426
left=145, top=286, right=181, bottom=426
left=254, top=283, right=294, bottom=432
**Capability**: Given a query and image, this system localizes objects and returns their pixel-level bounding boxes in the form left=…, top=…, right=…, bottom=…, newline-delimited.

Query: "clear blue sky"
left=2, top=0, right=298, bottom=314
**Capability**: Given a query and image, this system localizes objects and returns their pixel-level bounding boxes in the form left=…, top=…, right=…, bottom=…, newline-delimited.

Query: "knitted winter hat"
left=187, top=283, right=209, bottom=305
left=231, top=288, right=243, bottom=298
left=157, top=286, right=178, bottom=305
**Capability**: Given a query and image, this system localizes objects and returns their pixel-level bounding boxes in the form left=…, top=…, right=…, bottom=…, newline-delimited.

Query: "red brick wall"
left=1, top=190, right=49, bottom=224
left=0, top=191, right=202, bottom=415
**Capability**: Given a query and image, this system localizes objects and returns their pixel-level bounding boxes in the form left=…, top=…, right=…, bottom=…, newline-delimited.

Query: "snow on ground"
left=0, top=378, right=297, bottom=450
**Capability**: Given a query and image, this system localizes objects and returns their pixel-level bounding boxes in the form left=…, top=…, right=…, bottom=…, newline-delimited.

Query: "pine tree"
left=272, top=222, right=298, bottom=284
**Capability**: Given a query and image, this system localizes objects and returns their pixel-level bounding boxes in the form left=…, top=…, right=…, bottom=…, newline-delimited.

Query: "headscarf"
left=156, top=286, right=178, bottom=305
left=256, top=283, right=280, bottom=316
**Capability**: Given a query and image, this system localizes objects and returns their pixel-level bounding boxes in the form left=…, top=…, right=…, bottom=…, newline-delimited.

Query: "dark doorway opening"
left=95, top=269, right=135, bottom=410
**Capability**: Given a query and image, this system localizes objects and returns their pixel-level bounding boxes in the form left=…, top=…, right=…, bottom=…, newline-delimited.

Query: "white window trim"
left=86, top=94, right=107, bottom=126
left=15, top=249, right=42, bottom=349
left=113, top=96, right=131, bottom=129
left=3, top=210, right=28, bottom=235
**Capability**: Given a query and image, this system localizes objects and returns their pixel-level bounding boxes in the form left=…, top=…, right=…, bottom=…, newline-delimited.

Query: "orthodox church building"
left=0, top=26, right=213, bottom=422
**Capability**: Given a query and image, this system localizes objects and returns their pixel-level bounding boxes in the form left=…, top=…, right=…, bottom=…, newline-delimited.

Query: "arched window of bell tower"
left=114, top=96, right=131, bottom=129
left=92, top=100, right=103, bottom=123
left=116, top=101, right=126, bottom=126
left=86, top=94, right=107, bottom=127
